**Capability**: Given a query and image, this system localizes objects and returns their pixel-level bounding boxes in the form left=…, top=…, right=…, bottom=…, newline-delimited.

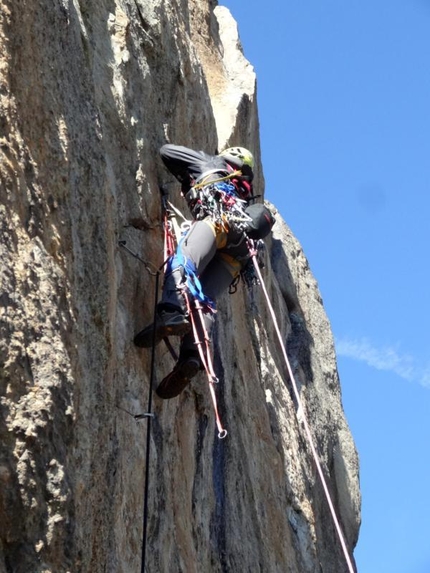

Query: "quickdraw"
left=188, top=178, right=253, bottom=232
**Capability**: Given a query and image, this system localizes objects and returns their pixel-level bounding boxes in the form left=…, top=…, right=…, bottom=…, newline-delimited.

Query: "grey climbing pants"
left=161, top=217, right=249, bottom=356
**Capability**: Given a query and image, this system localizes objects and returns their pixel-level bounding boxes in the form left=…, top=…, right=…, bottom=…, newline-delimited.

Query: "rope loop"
left=218, top=429, right=228, bottom=439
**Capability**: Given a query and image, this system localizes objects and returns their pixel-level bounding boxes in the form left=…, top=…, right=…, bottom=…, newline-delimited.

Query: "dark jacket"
left=160, top=144, right=253, bottom=199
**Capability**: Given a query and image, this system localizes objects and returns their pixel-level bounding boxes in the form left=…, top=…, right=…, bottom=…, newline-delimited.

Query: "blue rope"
left=214, top=181, right=237, bottom=197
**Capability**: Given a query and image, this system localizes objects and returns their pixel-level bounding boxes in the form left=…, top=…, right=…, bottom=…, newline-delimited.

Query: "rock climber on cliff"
left=134, top=143, right=275, bottom=399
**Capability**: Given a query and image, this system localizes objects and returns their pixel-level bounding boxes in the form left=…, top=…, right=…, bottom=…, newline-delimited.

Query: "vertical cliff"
left=0, top=1, right=360, bottom=572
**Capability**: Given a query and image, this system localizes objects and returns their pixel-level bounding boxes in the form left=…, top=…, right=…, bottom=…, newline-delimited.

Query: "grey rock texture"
left=0, top=1, right=360, bottom=572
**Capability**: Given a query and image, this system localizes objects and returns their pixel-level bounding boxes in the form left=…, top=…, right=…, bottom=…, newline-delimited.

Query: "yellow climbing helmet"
left=219, top=146, right=254, bottom=169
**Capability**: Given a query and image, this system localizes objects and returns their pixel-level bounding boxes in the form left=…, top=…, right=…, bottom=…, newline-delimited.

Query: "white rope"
left=250, top=249, right=355, bottom=573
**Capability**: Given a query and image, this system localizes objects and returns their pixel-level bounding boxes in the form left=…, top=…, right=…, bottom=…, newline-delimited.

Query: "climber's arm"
left=160, top=144, right=210, bottom=191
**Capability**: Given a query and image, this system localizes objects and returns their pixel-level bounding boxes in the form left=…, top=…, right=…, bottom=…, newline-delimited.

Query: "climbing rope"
left=191, top=168, right=242, bottom=190
left=118, top=240, right=160, bottom=573
left=183, top=292, right=227, bottom=439
left=163, top=191, right=228, bottom=438
left=140, top=269, right=159, bottom=573
left=248, top=240, right=355, bottom=573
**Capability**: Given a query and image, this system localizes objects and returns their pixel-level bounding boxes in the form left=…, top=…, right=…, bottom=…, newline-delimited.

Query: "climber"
left=134, top=143, right=275, bottom=399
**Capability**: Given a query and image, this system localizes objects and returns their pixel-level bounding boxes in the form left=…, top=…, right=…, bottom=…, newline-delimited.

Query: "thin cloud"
left=335, top=336, right=430, bottom=389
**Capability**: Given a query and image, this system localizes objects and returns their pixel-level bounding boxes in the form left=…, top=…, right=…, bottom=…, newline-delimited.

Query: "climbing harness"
left=247, top=239, right=356, bottom=573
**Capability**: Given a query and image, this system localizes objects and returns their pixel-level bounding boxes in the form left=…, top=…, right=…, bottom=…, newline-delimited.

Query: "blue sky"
left=222, top=1, right=430, bottom=571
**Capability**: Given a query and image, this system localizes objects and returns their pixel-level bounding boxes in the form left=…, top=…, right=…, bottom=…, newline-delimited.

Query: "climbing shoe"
left=156, top=354, right=201, bottom=399
left=134, top=308, right=191, bottom=348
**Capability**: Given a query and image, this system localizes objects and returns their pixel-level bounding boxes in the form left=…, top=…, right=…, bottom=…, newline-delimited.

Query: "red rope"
left=163, top=201, right=227, bottom=439
left=184, top=293, right=227, bottom=439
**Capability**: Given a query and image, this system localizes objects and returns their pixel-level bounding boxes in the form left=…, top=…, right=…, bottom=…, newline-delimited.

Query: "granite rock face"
left=0, top=1, right=360, bottom=571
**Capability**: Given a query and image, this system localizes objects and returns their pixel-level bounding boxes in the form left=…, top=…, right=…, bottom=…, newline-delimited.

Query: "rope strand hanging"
left=140, top=269, right=160, bottom=573
left=248, top=240, right=356, bottom=573
left=118, top=240, right=161, bottom=573
left=161, top=190, right=228, bottom=438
